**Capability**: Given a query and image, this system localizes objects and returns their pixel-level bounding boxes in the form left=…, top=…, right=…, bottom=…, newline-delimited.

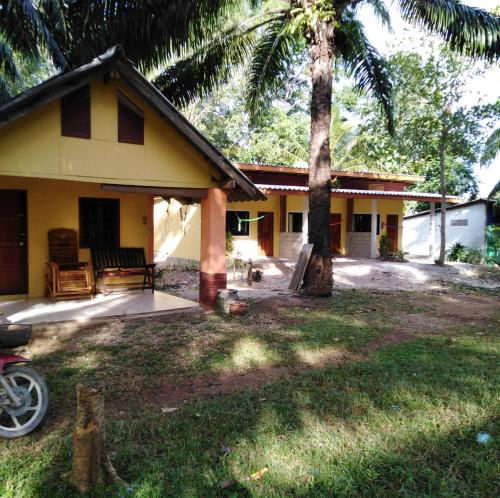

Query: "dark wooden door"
left=330, top=213, right=342, bottom=254
left=0, top=190, right=27, bottom=295
left=387, top=214, right=399, bottom=252
left=258, top=212, right=274, bottom=256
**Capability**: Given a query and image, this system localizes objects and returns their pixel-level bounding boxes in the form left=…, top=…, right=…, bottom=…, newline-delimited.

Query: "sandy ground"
left=167, top=256, right=499, bottom=301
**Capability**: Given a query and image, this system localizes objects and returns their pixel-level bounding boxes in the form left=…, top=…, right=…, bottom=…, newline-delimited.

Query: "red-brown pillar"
left=199, top=188, right=227, bottom=308
left=148, top=195, right=154, bottom=264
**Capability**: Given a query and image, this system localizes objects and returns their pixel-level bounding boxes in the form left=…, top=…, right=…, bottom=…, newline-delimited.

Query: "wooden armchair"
left=45, top=229, right=92, bottom=301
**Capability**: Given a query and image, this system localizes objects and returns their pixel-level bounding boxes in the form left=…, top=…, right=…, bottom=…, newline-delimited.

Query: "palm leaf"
left=0, top=39, right=19, bottom=80
left=480, top=127, right=500, bottom=165
left=246, top=17, right=302, bottom=116
left=153, top=22, right=260, bottom=107
left=335, top=12, right=395, bottom=134
left=398, top=0, right=500, bottom=59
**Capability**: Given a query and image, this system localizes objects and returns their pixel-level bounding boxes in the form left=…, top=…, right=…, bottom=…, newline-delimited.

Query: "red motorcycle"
left=0, top=325, right=48, bottom=439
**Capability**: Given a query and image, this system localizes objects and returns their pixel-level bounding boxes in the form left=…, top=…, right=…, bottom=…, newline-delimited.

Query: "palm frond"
left=153, top=22, right=260, bottom=107
left=246, top=17, right=302, bottom=116
left=0, top=39, right=19, bottom=80
left=480, top=127, right=500, bottom=165
left=336, top=12, right=395, bottom=134
left=0, top=0, right=67, bottom=68
left=358, top=0, right=392, bottom=30
left=398, top=0, right=500, bottom=59
left=0, top=72, right=12, bottom=103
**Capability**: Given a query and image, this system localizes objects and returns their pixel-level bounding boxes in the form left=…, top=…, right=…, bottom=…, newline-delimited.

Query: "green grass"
left=0, top=289, right=498, bottom=497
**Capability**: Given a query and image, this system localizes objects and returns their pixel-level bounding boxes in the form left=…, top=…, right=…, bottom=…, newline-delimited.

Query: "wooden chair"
left=45, top=229, right=92, bottom=301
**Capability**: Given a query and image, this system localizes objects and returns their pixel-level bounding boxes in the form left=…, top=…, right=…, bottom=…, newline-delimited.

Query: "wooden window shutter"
left=61, top=85, right=91, bottom=138
left=118, top=91, right=144, bottom=144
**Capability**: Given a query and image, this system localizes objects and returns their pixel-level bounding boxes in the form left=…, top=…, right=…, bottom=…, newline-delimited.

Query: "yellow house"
left=0, top=46, right=263, bottom=308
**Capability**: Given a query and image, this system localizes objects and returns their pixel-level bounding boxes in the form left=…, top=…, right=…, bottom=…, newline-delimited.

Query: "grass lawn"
left=0, top=288, right=498, bottom=497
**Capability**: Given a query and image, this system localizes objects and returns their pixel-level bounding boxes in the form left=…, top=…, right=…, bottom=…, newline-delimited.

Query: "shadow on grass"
left=2, top=330, right=497, bottom=498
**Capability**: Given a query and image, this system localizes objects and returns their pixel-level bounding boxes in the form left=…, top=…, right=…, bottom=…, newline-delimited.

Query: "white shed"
left=403, top=199, right=495, bottom=258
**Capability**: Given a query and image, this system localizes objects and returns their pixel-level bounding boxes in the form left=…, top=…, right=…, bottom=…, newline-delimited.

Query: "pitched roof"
left=0, top=46, right=264, bottom=202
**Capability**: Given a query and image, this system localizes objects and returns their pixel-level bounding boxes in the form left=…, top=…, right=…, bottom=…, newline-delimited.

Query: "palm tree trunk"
left=436, top=119, right=448, bottom=266
left=303, top=14, right=334, bottom=296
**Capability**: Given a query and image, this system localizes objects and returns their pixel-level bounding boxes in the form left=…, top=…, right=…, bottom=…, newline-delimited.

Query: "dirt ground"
left=164, top=256, right=500, bottom=301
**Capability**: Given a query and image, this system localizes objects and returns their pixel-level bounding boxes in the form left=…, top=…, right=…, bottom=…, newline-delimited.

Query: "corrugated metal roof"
left=256, top=184, right=308, bottom=191
left=256, top=184, right=461, bottom=202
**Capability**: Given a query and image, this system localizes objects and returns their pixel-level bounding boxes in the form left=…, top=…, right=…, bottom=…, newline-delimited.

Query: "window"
left=118, top=92, right=144, bottom=144
left=288, top=212, right=303, bottom=233
left=353, top=214, right=380, bottom=234
left=79, top=198, right=120, bottom=248
left=61, top=85, right=90, bottom=138
left=226, top=211, right=250, bottom=236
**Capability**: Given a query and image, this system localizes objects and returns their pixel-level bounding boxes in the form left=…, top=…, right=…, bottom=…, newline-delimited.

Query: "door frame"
left=386, top=214, right=399, bottom=252
left=0, top=189, right=28, bottom=295
left=330, top=213, right=342, bottom=255
left=257, top=211, right=274, bottom=257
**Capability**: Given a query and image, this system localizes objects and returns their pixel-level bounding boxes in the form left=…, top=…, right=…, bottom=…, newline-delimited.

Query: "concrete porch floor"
left=0, top=290, right=200, bottom=326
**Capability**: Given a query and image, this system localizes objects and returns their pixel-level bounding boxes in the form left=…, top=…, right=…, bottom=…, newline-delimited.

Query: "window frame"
left=79, top=197, right=120, bottom=249
left=287, top=212, right=303, bottom=233
left=353, top=213, right=380, bottom=234
left=61, top=85, right=91, bottom=139
left=117, top=91, right=144, bottom=145
left=226, top=210, right=250, bottom=237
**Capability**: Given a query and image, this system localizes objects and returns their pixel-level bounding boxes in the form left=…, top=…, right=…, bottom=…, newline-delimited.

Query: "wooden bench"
left=91, top=248, right=155, bottom=294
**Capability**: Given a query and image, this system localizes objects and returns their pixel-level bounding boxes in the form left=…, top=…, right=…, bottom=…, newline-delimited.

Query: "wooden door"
left=386, top=214, right=399, bottom=252
left=0, top=190, right=27, bottom=295
left=258, top=212, right=274, bottom=256
left=330, top=213, right=342, bottom=254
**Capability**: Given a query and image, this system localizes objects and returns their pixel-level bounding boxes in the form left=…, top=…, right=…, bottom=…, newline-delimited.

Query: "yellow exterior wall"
left=352, top=198, right=404, bottom=250
left=0, top=176, right=149, bottom=298
left=0, top=79, right=218, bottom=188
left=224, top=195, right=404, bottom=259
left=228, top=196, right=281, bottom=258
left=154, top=198, right=201, bottom=261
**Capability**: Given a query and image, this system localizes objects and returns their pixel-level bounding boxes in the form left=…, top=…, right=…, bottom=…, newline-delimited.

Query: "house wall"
left=228, top=196, right=282, bottom=258
left=403, top=202, right=488, bottom=257
left=228, top=195, right=404, bottom=259
left=349, top=198, right=404, bottom=257
left=154, top=198, right=201, bottom=262
left=0, top=176, right=149, bottom=298
left=0, top=79, right=217, bottom=189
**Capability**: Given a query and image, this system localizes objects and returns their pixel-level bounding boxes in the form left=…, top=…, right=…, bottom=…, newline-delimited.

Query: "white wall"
left=403, top=202, right=488, bottom=257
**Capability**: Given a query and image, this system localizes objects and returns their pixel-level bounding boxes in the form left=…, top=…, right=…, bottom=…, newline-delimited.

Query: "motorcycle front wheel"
left=0, top=366, right=48, bottom=439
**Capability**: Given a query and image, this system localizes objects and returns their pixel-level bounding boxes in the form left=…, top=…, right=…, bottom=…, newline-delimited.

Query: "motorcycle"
left=0, top=324, right=48, bottom=439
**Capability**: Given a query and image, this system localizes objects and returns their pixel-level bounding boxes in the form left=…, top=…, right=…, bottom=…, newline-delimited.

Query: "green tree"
left=349, top=46, right=499, bottom=264
left=1, top=1, right=499, bottom=294
left=350, top=47, right=498, bottom=202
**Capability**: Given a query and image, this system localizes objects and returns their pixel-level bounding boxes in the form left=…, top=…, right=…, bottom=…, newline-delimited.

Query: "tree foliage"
left=346, top=45, right=499, bottom=210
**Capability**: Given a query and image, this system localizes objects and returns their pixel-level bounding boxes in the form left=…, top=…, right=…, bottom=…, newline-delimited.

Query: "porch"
left=0, top=290, right=199, bottom=326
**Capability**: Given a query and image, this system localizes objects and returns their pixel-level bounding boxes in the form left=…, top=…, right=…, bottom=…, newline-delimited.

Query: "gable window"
left=118, top=91, right=144, bottom=144
left=61, top=85, right=90, bottom=138
left=79, top=198, right=120, bottom=248
left=288, top=212, right=303, bottom=233
left=353, top=214, right=380, bottom=234
left=226, top=211, right=250, bottom=236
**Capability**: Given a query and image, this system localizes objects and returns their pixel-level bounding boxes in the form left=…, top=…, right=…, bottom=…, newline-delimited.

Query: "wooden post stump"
left=69, top=385, right=105, bottom=494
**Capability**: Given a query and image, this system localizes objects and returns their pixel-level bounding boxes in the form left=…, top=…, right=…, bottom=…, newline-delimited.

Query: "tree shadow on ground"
left=2, top=330, right=496, bottom=498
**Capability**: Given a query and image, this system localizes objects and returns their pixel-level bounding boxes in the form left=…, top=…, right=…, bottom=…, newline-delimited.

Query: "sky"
left=359, top=0, right=500, bottom=197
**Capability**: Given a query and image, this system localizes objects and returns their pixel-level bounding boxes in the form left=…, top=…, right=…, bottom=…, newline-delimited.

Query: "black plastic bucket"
left=0, top=324, right=32, bottom=348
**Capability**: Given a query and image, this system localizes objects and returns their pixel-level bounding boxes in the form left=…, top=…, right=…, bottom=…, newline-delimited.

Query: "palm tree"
left=1, top=1, right=499, bottom=295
